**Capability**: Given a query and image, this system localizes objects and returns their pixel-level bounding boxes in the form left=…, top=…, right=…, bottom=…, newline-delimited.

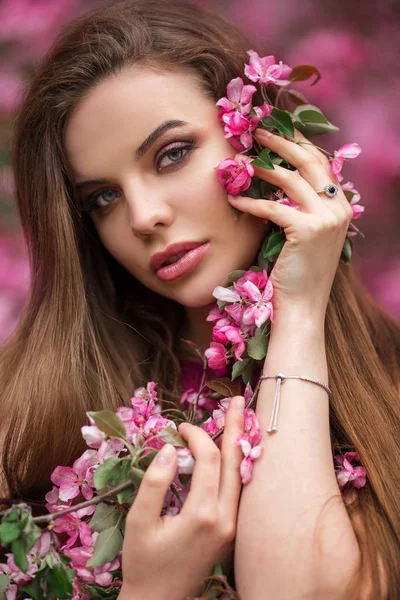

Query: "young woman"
left=0, top=0, right=399, bottom=598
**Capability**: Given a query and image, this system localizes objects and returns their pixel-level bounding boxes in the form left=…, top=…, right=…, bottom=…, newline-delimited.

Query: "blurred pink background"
left=1, top=0, right=399, bottom=343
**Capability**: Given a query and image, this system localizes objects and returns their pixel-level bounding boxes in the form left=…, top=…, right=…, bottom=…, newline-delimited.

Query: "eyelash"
left=83, top=139, right=196, bottom=213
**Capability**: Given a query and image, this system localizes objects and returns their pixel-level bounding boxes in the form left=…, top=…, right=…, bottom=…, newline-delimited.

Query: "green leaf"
left=247, top=329, right=268, bottom=361
left=0, top=574, right=10, bottom=599
left=293, top=104, right=339, bottom=138
left=159, top=426, right=187, bottom=447
left=289, top=64, right=321, bottom=86
left=270, top=108, right=295, bottom=139
left=117, top=485, right=135, bottom=505
left=231, top=358, right=252, bottom=381
left=88, top=410, right=126, bottom=440
left=11, top=538, right=29, bottom=573
left=20, top=575, right=47, bottom=600
left=341, top=237, right=353, bottom=263
left=263, top=231, right=286, bottom=259
left=47, top=564, right=75, bottom=598
left=89, top=503, right=120, bottom=533
left=138, top=450, right=158, bottom=469
left=252, top=148, right=275, bottom=170
left=262, top=108, right=295, bottom=139
left=0, top=521, right=22, bottom=545
left=243, top=175, right=276, bottom=199
left=227, top=270, right=245, bottom=283
left=205, top=378, right=241, bottom=398
left=212, top=563, right=224, bottom=577
left=87, top=526, right=123, bottom=567
left=94, top=457, right=121, bottom=491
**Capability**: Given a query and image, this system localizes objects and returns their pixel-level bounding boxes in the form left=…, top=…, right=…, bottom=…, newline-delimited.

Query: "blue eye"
left=91, top=189, right=120, bottom=210
left=156, top=141, right=195, bottom=170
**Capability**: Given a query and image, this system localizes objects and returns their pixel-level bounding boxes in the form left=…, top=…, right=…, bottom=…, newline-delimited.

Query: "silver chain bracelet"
left=260, top=373, right=332, bottom=433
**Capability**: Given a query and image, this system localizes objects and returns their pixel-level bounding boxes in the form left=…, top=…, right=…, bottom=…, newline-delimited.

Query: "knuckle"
left=195, top=509, right=218, bottom=529
left=324, top=216, right=340, bottom=231
left=219, top=521, right=236, bottom=543
left=206, top=448, right=221, bottom=466
left=142, top=472, right=165, bottom=489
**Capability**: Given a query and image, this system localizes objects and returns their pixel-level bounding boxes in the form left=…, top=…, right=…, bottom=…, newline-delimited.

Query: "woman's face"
left=65, top=65, right=268, bottom=308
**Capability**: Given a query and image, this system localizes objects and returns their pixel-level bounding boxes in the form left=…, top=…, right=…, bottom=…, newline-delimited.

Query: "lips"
left=150, top=240, right=207, bottom=273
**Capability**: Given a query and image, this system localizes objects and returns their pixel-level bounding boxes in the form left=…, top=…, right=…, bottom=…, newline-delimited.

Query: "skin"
left=64, top=65, right=269, bottom=350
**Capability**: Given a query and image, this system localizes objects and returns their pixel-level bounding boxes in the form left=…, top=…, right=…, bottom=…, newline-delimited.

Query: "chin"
left=172, top=287, right=217, bottom=308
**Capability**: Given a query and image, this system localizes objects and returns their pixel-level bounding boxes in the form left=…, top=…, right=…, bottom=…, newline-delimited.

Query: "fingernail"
left=156, top=444, right=175, bottom=466
left=256, top=128, right=272, bottom=137
left=227, top=194, right=243, bottom=202
left=235, top=396, right=245, bottom=412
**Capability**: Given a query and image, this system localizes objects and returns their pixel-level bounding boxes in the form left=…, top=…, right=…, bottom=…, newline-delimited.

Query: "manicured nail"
left=156, top=444, right=174, bottom=465
left=227, top=194, right=243, bottom=202
left=235, top=396, right=245, bottom=412
left=256, top=128, right=273, bottom=137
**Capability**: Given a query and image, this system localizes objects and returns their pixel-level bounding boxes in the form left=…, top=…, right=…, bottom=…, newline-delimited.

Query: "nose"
left=124, top=180, right=174, bottom=238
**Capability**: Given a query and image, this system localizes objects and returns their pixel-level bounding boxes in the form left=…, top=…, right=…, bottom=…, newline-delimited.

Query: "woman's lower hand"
left=228, top=129, right=353, bottom=320
left=118, top=395, right=245, bottom=600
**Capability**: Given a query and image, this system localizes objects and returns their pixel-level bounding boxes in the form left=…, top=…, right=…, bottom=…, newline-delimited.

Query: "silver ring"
left=317, top=183, right=339, bottom=198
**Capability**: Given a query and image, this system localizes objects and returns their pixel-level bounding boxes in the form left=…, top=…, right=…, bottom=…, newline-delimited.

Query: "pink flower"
left=221, top=112, right=256, bottom=152
left=212, top=286, right=241, bottom=304
left=143, top=415, right=177, bottom=450
left=234, top=269, right=268, bottom=298
left=214, top=325, right=246, bottom=361
left=50, top=450, right=98, bottom=502
left=242, top=279, right=274, bottom=327
left=330, top=143, right=362, bottom=183
left=216, top=77, right=257, bottom=116
left=253, top=103, right=273, bottom=120
left=334, top=452, right=367, bottom=489
left=64, top=525, right=120, bottom=587
left=235, top=407, right=263, bottom=484
left=130, top=381, right=159, bottom=418
left=244, top=50, right=292, bottom=86
left=215, top=158, right=254, bottom=196
left=176, top=447, right=195, bottom=475
left=81, top=415, right=105, bottom=449
left=342, top=181, right=365, bottom=221
left=53, top=513, right=87, bottom=549
left=204, top=342, right=229, bottom=370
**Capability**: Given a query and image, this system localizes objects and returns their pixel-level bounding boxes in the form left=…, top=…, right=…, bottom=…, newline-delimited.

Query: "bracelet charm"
left=260, top=373, right=332, bottom=434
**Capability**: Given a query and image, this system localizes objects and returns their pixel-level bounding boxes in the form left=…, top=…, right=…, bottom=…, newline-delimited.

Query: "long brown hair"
left=0, top=1, right=399, bottom=597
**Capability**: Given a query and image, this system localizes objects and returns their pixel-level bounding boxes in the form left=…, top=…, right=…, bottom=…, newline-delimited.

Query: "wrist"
left=271, top=302, right=327, bottom=332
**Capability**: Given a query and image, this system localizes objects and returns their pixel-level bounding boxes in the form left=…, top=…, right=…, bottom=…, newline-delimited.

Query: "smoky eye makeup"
left=79, top=136, right=197, bottom=213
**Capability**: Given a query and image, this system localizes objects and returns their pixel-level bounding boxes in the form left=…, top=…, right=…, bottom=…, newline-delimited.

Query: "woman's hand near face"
left=228, top=129, right=354, bottom=320
left=118, top=396, right=245, bottom=600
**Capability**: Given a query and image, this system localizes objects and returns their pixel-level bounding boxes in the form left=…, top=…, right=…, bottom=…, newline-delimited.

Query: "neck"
left=178, top=303, right=215, bottom=360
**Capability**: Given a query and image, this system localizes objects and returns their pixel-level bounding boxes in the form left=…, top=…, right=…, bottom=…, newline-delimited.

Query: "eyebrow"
left=74, top=119, right=188, bottom=192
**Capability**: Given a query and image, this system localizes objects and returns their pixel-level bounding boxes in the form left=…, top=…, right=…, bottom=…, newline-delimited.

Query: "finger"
left=177, top=423, right=221, bottom=515
left=228, top=194, right=307, bottom=230
left=254, top=129, right=351, bottom=219
left=218, top=396, right=245, bottom=523
left=128, top=443, right=176, bottom=530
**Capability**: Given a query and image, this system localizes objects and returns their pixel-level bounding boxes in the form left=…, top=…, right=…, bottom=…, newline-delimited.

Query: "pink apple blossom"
left=64, top=524, right=120, bottom=587
left=143, top=415, right=177, bottom=450
left=330, top=143, right=362, bottom=182
left=51, top=450, right=98, bottom=502
left=176, top=447, right=195, bottom=475
left=244, top=50, right=293, bottom=86
left=242, top=279, right=274, bottom=327
left=215, top=158, right=254, bottom=196
left=204, top=342, right=229, bottom=370
left=334, top=452, right=367, bottom=489
left=342, top=181, right=365, bottom=221
left=216, top=77, right=257, bottom=116
left=221, top=112, right=256, bottom=151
